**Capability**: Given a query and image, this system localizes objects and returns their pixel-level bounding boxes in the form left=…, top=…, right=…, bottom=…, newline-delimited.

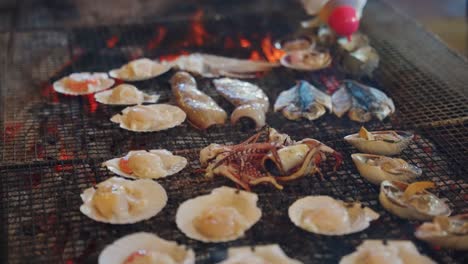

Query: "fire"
left=86, top=94, right=99, bottom=113
left=159, top=50, right=189, bottom=62
left=106, top=35, right=119, bottom=48
left=239, top=37, right=252, bottom=48
left=147, top=26, right=167, bottom=50
left=249, top=51, right=262, bottom=61
left=261, top=35, right=285, bottom=62
left=187, top=9, right=210, bottom=46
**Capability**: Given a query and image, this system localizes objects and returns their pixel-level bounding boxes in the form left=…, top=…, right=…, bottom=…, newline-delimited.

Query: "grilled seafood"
left=213, top=78, right=269, bottom=128
left=274, top=80, right=332, bottom=121
left=415, top=214, right=468, bottom=250
left=109, top=58, right=171, bottom=81
left=94, top=84, right=159, bottom=105
left=171, top=71, right=227, bottom=130
left=352, top=153, right=421, bottom=185
left=345, top=127, right=413, bottom=155
left=280, top=49, right=331, bottom=71
left=218, top=244, right=303, bottom=264
left=53, top=72, right=114, bottom=95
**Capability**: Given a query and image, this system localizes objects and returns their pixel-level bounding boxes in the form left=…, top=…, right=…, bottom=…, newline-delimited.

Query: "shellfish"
left=218, top=244, right=303, bottom=264
left=415, top=214, right=468, bottom=250
left=94, top=84, right=159, bottom=105
left=109, top=58, right=171, bottom=81
left=280, top=50, right=331, bottom=71
left=53, top=72, right=115, bottom=95
left=345, top=127, right=413, bottom=156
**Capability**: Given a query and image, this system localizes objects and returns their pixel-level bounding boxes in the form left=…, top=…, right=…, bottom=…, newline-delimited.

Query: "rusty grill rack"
left=1, top=0, right=467, bottom=263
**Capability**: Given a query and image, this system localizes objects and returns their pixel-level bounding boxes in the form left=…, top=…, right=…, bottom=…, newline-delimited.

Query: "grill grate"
left=1, top=0, right=467, bottom=263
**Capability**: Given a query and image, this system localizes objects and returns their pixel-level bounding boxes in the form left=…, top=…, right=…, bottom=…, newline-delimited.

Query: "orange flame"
left=188, top=9, right=210, bottom=46
left=106, top=35, right=119, bottom=48
left=147, top=26, right=167, bottom=50
left=249, top=51, right=262, bottom=61
left=239, top=37, right=252, bottom=48
left=159, top=50, right=190, bottom=62
left=261, top=35, right=285, bottom=62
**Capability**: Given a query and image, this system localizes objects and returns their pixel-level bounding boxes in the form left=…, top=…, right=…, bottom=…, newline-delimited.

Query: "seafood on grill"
left=351, top=153, right=422, bottom=185
left=218, top=244, right=303, bottom=264
left=213, top=78, right=269, bottom=128
left=170, top=53, right=279, bottom=78
left=331, top=80, right=394, bottom=122
left=94, top=84, right=159, bottom=105
left=80, top=177, right=167, bottom=224
left=109, top=58, right=171, bottom=81
left=280, top=49, right=332, bottom=71
left=200, top=128, right=342, bottom=190
left=415, top=214, right=468, bottom=250
left=276, top=36, right=316, bottom=52
left=288, top=195, right=379, bottom=235
left=110, top=104, right=186, bottom=132
left=337, top=33, right=379, bottom=77
left=171, top=71, right=227, bottom=130
left=339, top=240, right=436, bottom=264
left=337, top=33, right=369, bottom=52
left=103, top=150, right=187, bottom=179
left=274, top=80, right=332, bottom=121
left=379, top=181, right=451, bottom=220
left=176, top=186, right=261, bottom=242
left=345, top=127, right=413, bottom=156
left=53, top=72, right=115, bottom=95
left=98, top=232, right=195, bottom=264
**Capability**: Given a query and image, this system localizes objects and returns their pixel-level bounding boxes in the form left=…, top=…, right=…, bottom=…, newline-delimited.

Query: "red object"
left=328, top=5, right=359, bottom=37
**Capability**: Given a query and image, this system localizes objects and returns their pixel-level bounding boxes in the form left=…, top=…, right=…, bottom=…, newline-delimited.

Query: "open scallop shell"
left=415, top=214, right=468, bottom=250
left=80, top=177, right=167, bottom=224
left=280, top=50, right=331, bottom=71
left=99, top=232, right=195, bottom=264
left=218, top=244, right=303, bottom=264
left=340, top=240, right=436, bottom=264
left=94, top=84, right=159, bottom=105
left=110, top=104, right=186, bottom=132
left=288, top=195, right=379, bottom=236
left=351, top=153, right=422, bottom=185
left=53, top=72, right=115, bottom=95
left=176, top=186, right=261, bottom=242
left=103, top=149, right=187, bottom=179
left=109, top=58, right=171, bottom=81
left=344, top=130, right=413, bottom=156
left=379, top=180, right=451, bottom=220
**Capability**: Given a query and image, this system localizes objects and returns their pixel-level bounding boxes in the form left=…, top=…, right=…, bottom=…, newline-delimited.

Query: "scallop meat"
left=109, top=58, right=171, bottom=81
left=344, top=127, right=413, bottom=156
left=95, top=84, right=159, bottom=105
left=53, top=72, right=115, bottom=95
left=218, top=244, right=303, bottom=264
left=415, top=214, right=468, bottom=250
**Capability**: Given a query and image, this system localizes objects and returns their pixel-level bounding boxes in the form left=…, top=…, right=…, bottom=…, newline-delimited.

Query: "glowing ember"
left=86, top=94, right=99, bottom=113
left=147, top=26, right=167, bottom=50
left=249, top=50, right=262, bottom=61
left=159, top=50, right=190, bottom=62
left=106, top=35, right=119, bottom=48
left=224, top=36, right=236, bottom=49
left=187, top=9, right=210, bottom=46
left=240, top=37, right=252, bottom=48
left=261, top=34, right=285, bottom=62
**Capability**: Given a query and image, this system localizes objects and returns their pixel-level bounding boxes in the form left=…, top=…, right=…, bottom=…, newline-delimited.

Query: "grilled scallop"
left=415, top=214, right=468, bottom=250
left=94, top=84, right=159, bottom=105
left=345, top=127, right=413, bottom=156
left=218, top=244, right=303, bottom=264
left=176, top=186, right=261, bottom=242
left=280, top=50, right=331, bottom=71
left=53, top=72, right=115, bottom=95
left=109, top=58, right=171, bottom=81
left=99, top=232, right=195, bottom=264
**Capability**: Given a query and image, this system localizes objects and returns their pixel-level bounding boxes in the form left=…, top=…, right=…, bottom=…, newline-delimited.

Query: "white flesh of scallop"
left=99, top=232, right=195, bottom=264
left=415, top=214, right=468, bottom=250
left=344, top=131, right=413, bottom=156
left=110, top=104, right=186, bottom=132
left=103, top=149, right=187, bottom=179
left=218, top=244, right=303, bottom=264
left=53, top=72, right=115, bottom=95
left=288, top=196, right=379, bottom=235
left=109, top=58, right=171, bottom=81
left=94, top=84, right=159, bottom=105
left=80, top=177, right=167, bottom=224
left=176, top=186, right=262, bottom=242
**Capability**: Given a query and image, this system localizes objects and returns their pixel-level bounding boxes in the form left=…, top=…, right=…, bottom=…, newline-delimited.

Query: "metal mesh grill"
left=1, top=0, right=467, bottom=263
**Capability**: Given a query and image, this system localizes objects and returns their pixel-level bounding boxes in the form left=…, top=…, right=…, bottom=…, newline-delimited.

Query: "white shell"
left=288, top=196, right=379, bottom=235
left=339, top=240, right=436, bottom=264
left=379, top=180, right=451, bottom=221
left=176, top=186, right=262, bottom=242
left=109, top=58, right=171, bottom=81
left=94, top=84, right=159, bottom=105
left=351, top=153, right=421, bottom=185
left=53, top=72, right=115, bottom=95
left=344, top=130, right=413, bottom=156
left=80, top=177, right=167, bottom=224
left=110, top=104, right=186, bottom=132
left=415, top=214, right=468, bottom=250
left=218, top=244, right=303, bottom=264
left=99, top=232, right=195, bottom=264
left=103, top=149, right=188, bottom=179
left=280, top=50, right=331, bottom=71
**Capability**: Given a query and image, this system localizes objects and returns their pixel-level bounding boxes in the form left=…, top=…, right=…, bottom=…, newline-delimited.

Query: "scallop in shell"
left=176, top=186, right=261, bottom=242
left=80, top=177, right=167, bottom=224
left=103, top=150, right=187, bottom=179
left=415, top=214, right=468, bottom=250
left=280, top=50, right=331, bottom=71
left=218, top=244, right=303, bottom=264
left=379, top=180, right=451, bottom=220
left=53, top=72, right=115, bottom=95
left=110, top=104, right=186, bottom=132
left=339, top=240, right=436, bottom=264
left=109, top=58, right=171, bottom=81
left=351, top=153, right=422, bottom=185
left=344, top=127, right=413, bottom=156
left=99, top=232, right=195, bottom=264
left=94, top=84, right=159, bottom=105
left=288, top=195, right=379, bottom=235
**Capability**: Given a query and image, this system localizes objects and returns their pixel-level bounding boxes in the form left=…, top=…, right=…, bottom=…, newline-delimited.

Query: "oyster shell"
left=344, top=128, right=413, bottom=156
left=103, top=150, right=187, bottom=179
left=288, top=195, right=379, bottom=235
left=80, top=177, right=167, bottom=224
left=218, top=244, right=303, bottom=264
left=280, top=50, right=331, bottom=71
left=176, top=186, right=261, bottom=242
left=340, top=240, right=436, bottom=264
left=94, top=84, right=159, bottom=105
left=110, top=104, right=186, bottom=132
left=415, top=214, right=468, bottom=250
left=379, top=180, right=451, bottom=220
left=53, top=72, right=115, bottom=95
left=99, top=232, right=195, bottom=264
left=352, top=153, right=422, bottom=185
left=109, top=58, right=171, bottom=81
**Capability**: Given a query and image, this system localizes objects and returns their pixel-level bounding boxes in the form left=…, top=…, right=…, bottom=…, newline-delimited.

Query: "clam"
left=379, top=181, right=451, bottom=220
left=280, top=50, right=331, bottom=71
left=342, top=46, right=380, bottom=77
left=351, top=153, right=422, bottom=185
left=94, top=84, right=159, bottom=105
left=176, top=186, right=261, bottom=242
left=218, top=244, right=303, bottom=264
left=288, top=195, right=379, bottom=235
left=344, top=127, right=413, bottom=156
left=99, top=232, right=195, bottom=264
left=415, top=214, right=468, bottom=250
left=53, top=72, right=115, bottom=95
left=109, top=58, right=171, bottom=81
